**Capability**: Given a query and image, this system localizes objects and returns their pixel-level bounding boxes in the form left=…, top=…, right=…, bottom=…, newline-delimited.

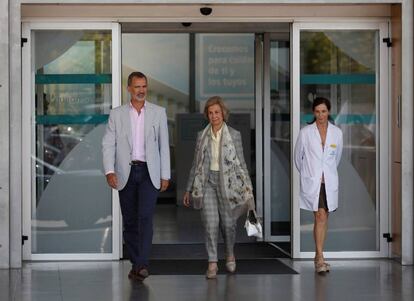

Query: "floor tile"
left=1, top=259, right=413, bottom=301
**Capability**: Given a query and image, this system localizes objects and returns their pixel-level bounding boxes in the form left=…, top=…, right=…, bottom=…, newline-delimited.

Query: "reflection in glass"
left=196, top=34, right=255, bottom=118
left=300, top=30, right=378, bottom=252
left=33, top=30, right=112, bottom=253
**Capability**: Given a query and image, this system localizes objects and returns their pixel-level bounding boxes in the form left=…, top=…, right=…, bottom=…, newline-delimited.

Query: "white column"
left=10, top=0, right=22, bottom=268
left=0, top=0, right=10, bottom=269
left=401, top=0, right=414, bottom=265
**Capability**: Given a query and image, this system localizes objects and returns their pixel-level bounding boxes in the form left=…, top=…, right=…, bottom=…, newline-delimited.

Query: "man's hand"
left=160, top=179, right=169, bottom=192
left=106, top=173, right=118, bottom=189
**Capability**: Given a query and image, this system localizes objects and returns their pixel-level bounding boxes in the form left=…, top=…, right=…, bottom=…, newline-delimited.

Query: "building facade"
left=0, top=0, right=413, bottom=268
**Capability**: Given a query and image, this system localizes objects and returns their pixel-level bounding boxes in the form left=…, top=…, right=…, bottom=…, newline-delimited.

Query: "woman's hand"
left=183, top=192, right=191, bottom=207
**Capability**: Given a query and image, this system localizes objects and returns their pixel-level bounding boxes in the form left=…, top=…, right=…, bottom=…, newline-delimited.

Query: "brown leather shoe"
left=138, top=268, right=149, bottom=278
left=128, top=268, right=149, bottom=281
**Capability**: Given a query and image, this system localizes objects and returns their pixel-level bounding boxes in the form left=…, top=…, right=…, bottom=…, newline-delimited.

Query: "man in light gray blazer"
left=102, top=71, right=170, bottom=281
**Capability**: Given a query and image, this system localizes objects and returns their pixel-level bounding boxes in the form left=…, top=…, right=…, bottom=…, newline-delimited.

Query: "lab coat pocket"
left=300, top=176, right=319, bottom=197
left=327, top=175, right=339, bottom=192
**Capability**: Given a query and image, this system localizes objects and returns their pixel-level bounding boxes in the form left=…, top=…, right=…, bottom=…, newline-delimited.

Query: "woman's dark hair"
left=307, top=97, right=335, bottom=124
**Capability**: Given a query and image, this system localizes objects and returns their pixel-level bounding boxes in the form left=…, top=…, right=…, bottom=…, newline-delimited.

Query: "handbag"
left=244, top=209, right=262, bottom=238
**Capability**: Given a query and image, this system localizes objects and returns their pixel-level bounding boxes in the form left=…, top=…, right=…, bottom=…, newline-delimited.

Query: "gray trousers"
left=201, top=171, right=236, bottom=262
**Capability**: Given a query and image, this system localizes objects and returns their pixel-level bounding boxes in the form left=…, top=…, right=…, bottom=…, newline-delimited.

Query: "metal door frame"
left=22, top=22, right=122, bottom=260
left=291, top=21, right=390, bottom=259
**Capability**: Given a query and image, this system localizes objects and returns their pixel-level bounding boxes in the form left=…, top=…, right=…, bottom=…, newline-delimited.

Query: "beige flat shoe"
left=314, top=257, right=330, bottom=272
left=225, top=261, right=236, bottom=273
left=206, top=267, right=218, bottom=279
left=314, top=261, right=328, bottom=273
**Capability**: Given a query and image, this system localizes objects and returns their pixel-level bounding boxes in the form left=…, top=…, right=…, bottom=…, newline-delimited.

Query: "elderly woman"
left=183, top=96, right=254, bottom=279
left=294, top=97, right=343, bottom=273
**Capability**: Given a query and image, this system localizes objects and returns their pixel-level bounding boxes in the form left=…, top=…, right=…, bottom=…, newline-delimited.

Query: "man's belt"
left=130, top=160, right=146, bottom=165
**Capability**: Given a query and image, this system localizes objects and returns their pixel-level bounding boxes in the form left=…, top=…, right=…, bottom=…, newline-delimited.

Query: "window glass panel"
left=33, top=30, right=112, bottom=253
left=270, top=40, right=291, bottom=237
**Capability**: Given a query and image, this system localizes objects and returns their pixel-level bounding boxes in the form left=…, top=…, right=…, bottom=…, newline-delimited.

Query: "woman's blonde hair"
left=203, top=96, right=229, bottom=122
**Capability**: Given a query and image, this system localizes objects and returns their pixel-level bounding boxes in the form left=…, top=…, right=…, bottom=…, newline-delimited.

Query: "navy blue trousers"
left=119, top=163, right=159, bottom=270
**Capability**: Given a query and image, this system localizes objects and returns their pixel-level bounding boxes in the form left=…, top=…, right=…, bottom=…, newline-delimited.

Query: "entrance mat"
left=148, top=259, right=298, bottom=275
left=149, top=243, right=289, bottom=259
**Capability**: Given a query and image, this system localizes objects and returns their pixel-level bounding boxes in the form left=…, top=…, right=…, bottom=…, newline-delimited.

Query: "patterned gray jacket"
left=185, top=125, right=253, bottom=212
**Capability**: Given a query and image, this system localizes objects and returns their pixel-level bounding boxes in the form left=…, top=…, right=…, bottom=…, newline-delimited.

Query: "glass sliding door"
left=22, top=23, right=121, bottom=259
left=292, top=23, right=389, bottom=258
left=263, top=32, right=292, bottom=254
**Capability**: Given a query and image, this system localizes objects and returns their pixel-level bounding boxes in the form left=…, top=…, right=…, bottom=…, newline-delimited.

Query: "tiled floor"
left=5, top=205, right=412, bottom=300
left=1, top=259, right=413, bottom=301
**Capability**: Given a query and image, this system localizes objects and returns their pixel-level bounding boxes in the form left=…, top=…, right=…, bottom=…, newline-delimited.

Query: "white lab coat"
left=294, top=122, right=343, bottom=212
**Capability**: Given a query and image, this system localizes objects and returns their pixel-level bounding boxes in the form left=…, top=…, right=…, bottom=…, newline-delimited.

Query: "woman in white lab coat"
left=294, top=97, right=343, bottom=273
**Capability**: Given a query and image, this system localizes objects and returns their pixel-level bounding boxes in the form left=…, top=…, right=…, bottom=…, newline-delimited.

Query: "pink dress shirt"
left=105, top=101, right=147, bottom=175
left=130, top=102, right=146, bottom=162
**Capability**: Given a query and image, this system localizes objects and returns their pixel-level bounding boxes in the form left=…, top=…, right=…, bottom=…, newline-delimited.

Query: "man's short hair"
left=128, top=72, right=148, bottom=86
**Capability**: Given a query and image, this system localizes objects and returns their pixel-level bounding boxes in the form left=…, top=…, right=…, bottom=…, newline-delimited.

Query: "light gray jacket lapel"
left=144, top=102, right=154, bottom=141
left=121, top=104, right=132, bottom=149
